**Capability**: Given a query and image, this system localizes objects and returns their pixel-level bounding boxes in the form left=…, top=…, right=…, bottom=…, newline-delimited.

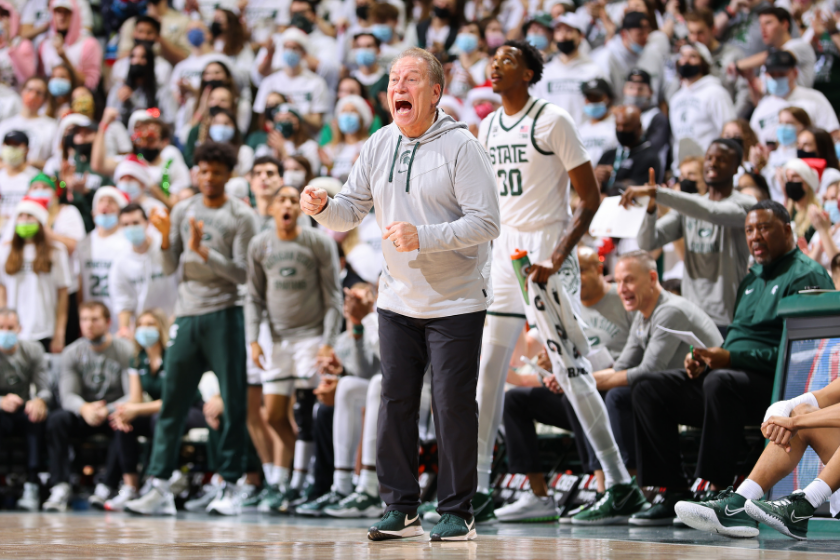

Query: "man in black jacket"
left=595, top=105, right=662, bottom=195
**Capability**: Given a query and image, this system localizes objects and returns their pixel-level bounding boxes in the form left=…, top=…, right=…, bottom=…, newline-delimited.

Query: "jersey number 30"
left=497, top=169, right=523, bottom=196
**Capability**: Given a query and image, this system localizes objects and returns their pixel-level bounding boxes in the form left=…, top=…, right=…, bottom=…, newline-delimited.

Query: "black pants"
left=631, top=368, right=774, bottom=488
left=0, top=407, right=46, bottom=477
left=377, top=308, right=485, bottom=519
left=580, top=386, right=636, bottom=472
left=503, top=387, right=591, bottom=474
left=312, top=404, right=334, bottom=498
left=47, top=409, right=113, bottom=485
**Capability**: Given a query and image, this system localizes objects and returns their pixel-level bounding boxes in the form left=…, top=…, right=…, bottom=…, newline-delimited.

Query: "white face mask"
left=1, top=145, right=25, bottom=168
left=283, top=170, right=306, bottom=188
left=117, top=179, right=143, bottom=200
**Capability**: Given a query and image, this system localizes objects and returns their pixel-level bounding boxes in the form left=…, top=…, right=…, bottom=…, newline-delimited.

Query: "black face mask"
left=277, top=121, right=295, bottom=139
left=74, top=142, right=92, bottom=159
left=134, top=38, right=154, bottom=50
left=615, top=130, right=639, bottom=148
left=433, top=5, right=451, bottom=19
left=556, top=39, right=576, bottom=55
left=205, top=79, right=225, bottom=91
left=265, top=105, right=280, bottom=122
left=355, top=4, right=369, bottom=20
left=679, top=178, right=698, bottom=194
left=136, top=146, right=161, bottom=162
left=127, top=63, right=146, bottom=80
left=208, top=106, right=224, bottom=117
left=290, top=13, right=314, bottom=34
left=210, top=21, right=224, bottom=37
left=678, top=63, right=702, bottom=79
left=797, top=149, right=819, bottom=159
left=785, top=181, right=806, bottom=201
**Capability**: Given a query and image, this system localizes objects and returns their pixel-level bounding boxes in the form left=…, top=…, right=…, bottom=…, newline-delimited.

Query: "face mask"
left=615, top=130, right=638, bottom=147
left=75, top=142, right=93, bottom=159
left=776, top=123, right=797, bottom=147
left=187, top=28, right=205, bottom=47
left=136, top=146, right=161, bottom=162
left=355, top=5, right=369, bottom=19
left=825, top=200, right=840, bottom=223
left=556, top=39, right=576, bottom=55
left=583, top=102, right=607, bottom=119
left=28, top=189, right=53, bottom=201
left=209, top=124, right=236, bottom=142
left=123, top=224, right=147, bottom=246
left=283, top=49, right=302, bottom=68
left=94, top=213, right=119, bottom=230
left=629, top=41, right=644, bottom=54
left=276, top=120, right=295, bottom=139
left=117, top=179, right=143, bottom=200
left=2, top=145, right=25, bottom=167
left=797, top=149, right=819, bottom=159
left=0, top=330, right=17, bottom=351
left=127, top=64, right=146, bottom=81
left=474, top=101, right=494, bottom=120
left=677, top=63, right=701, bottom=79
left=679, top=179, right=698, bottom=194
left=338, top=112, right=361, bottom=134
left=15, top=222, right=39, bottom=239
left=371, top=24, right=392, bottom=43
left=766, top=75, right=790, bottom=97
left=526, top=33, right=548, bottom=51
left=485, top=31, right=505, bottom=49
left=135, top=326, right=160, bottom=348
left=205, top=79, right=225, bottom=91
left=72, top=96, right=95, bottom=119
left=433, top=5, right=451, bottom=19
left=265, top=105, right=280, bottom=122
left=624, top=94, right=651, bottom=111
left=49, top=77, right=71, bottom=97
left=836, top=142, right=840, bottom=161
left=290, top=12, right=314, bottom=34
left=456, top=33, right=479, bottom=54
left=785, top=181, right=806, bottom=202
left=134, top=39, right=154, bottom=50
left=355, top=48, right=377, bottom=67
left=210, top=21, right=223, bottom=37
left=283, top=169, right=306, bottom=188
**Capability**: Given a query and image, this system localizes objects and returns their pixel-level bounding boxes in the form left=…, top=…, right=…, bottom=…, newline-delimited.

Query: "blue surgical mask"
left=766, top=75, right=790, bottom=97
left=48, top=77, right=71, bottom=97
left=776, top=123, right=797, bottom=147
left=27, top=189, right=53, bottom=201
left=456, top=33, right=479, bottom=54
left=187, top=28, right=205, bottom=47
left=135, top=326, right=160, bottom=348
left=629, top=41, right=644, bottom=54
left=371, top=24, right=393, bottom=44
left=123, top=224, right=146, bottom=246
left=826, top=200, right=840, bottom=224
left=0, top=330, right=17, bottom=351
left=94, top=213, right=119, bottom=230
left=283, top=49, right=302, bottom=68
left=526, top=33, right=549, bottom=51
left=117, top=179, right=142, bottom=200
left=583, top=102, right=608, bottom=119
left=209, top=124, right=236, bottom=142
left=338, top=112, right=361, bottom=134
left=835, top=142, right=840, bottom=160
left=355, top=48, right=377, bottom=68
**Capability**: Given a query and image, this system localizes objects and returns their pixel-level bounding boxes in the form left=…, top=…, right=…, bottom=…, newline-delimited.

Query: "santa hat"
left=438, top=95, right=464, bottom=121
left=92, top=186, right=129, bottom=210
left=784, top=158, right=820, bottom=195
left=128, top=108, right=162, bottom=134
left=821, top=167, right=840, bottom=193
left=14, top=197, right=49, bottom=226
left=115, top=154, right=151, bottom=187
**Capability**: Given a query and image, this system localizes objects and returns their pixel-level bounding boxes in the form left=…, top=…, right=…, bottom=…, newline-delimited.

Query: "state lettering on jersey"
left=487, top=144, right=529, bottom=165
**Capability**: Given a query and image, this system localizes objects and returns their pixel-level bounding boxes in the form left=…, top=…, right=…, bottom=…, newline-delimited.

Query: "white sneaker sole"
left=42, top=503, right=68, bottom=513
left=674, top=502, right=758, bottom=538
left=431, top=528, right=477, bottom=541
left=368, top=526, right=425, bottom=541
left=628, top=516, right=675, bottom=526
left=744, top=500, right=806, bottom=541
left=324, top=505, right=385, bottom=518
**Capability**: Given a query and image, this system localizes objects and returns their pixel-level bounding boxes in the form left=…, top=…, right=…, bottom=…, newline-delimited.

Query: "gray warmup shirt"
left=637, top=188, right=756, bottom=326
left=162, top=196, right=258, bottom=317
left=313, top=110, right=501, bottom=319
left=615, top=290, right=723, bottom=385
left=60, top=337, right=133, bottom=414
left=0, top=340, right=51, bottom=403
left=245, top=227, right=343, bottom=347
left=579, top=284, right=635, bottom=360
left=334, top=313, right=380, bottom=380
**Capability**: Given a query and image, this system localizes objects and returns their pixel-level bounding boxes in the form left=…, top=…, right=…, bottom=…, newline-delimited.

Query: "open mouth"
left=490, top=73, right=501, bottom=82
left=282, top=212, right=292, bottom=222
left=395, top=100, right=412, bottom=115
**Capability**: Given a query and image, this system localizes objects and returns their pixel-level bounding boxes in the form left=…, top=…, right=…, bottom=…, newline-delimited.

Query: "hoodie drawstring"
left=405, top=143, right=419, bottom=193
left=388, top=135, right=402, bottom=183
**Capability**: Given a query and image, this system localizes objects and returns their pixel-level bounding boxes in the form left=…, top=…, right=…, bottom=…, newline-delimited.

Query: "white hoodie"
left=669, top=74, right=735, bottom=167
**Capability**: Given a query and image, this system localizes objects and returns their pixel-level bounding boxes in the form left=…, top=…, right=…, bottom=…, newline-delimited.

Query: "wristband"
left=352, top=324, right=364, bottom=336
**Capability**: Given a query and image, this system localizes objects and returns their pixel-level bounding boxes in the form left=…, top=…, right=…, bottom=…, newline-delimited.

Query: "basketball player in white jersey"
left=474, top=41, right=646, bottom=524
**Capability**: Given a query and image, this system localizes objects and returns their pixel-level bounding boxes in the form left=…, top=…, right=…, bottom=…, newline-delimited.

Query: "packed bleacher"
left=2, top=0, right=840, bottom=542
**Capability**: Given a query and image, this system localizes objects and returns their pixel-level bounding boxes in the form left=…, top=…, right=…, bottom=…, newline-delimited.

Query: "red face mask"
left=474, top=101, right=494, bottom=120
left=22, top=91, right=43, bottom=111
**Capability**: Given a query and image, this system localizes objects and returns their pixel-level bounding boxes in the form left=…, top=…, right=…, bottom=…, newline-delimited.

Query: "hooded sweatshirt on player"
left=313, top=109, right=501, bottom=319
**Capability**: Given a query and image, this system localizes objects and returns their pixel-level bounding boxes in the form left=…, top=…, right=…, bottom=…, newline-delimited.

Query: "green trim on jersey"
left=530, top=102, right=554, bottom=156
left=498, top=99, right=539, bottom=132
left=487, top=311, right=527, bottom=319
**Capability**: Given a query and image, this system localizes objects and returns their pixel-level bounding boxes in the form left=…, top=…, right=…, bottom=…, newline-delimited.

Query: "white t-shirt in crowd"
left=750, top=86, right=840, bottom=145
left=109, top=242, right=178, bottom=321
left=782, top=37, right=817, bottom=88
left=0, top=166, right=39, bottom=225
left=327, top=141, right=364, bottom=182
left=77, top=229, right=133, bottom=332
left=669, top=75, right=736, bottom=168
left=533, top=54, right=608, bottom=125
left=253, top=68, right=331, bottom=116
left=0, top=115, right=58, bottom=164
left=579, top=115, right=618, bottom=168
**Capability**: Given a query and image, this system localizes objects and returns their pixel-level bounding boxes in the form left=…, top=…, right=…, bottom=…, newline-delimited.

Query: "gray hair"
left=617, top=250, right=657, bottom=273
left=391, top=47, right=444, bottom=106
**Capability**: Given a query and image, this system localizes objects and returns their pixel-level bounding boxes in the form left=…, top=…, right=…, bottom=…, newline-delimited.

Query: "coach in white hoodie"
left=301, top=47, right=500, bottom=541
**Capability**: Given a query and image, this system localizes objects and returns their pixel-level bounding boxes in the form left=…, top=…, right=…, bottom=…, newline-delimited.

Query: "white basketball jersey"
left=480, top=98, right=588, bottom=230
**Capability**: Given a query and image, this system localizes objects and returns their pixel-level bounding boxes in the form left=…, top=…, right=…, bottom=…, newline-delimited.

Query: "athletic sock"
left=736, top=479, right=764, bottom=501
left=293, top=440, right=314, bottom=472
left=333, top=470, right=353, bottom=495
left=262, top=463, right=275, bottom=486
left=803, top=478, right=833, bottom=508
left=290, top=470, right=306, bottom=490
left=357, top=469, right=379, bottom=497
left=476, top=461, right=492, bottom=495
left=275, top=466, right=290, bottom=489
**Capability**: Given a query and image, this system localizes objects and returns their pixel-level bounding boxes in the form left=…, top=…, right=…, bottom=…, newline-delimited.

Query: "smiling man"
left=300, top=47, right=500, bottom=542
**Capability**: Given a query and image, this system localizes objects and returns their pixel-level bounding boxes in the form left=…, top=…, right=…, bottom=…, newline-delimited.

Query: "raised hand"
left=301, top=186, right=328, bottom=215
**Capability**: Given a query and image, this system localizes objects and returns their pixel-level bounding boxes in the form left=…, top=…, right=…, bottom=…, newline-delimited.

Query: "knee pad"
left=293, top=388, right=317, bottom=442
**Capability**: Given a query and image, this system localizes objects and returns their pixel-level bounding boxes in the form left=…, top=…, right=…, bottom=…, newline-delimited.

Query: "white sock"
left=357, top=469, right=379, bottom=497
left=803, top=478, right=833, bottom=508
left=153, top=478, right=170, bottom=492
left=293, top=440, right=314, bottom=471
left=290, top=470, right=306, bottom=490
left=477, top=465, right=492, bottom=495
left=736, top=479, right=764, bottom=501
left=274, top=466, right=290, bottom=488
left=210, top=473, right=223, bottom=486
left=262, top=463, right=275, bottom=486
left=333, top=470, right=353, bottom=495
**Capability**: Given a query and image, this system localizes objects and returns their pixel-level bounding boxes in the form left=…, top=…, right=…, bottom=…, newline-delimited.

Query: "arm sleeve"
left=416, top=139, right=501, bottom=253
left=625, top=307, right=689, bottom=384
left=341, top=335, right=381, bottom=380
left=108, top=258, right=135, bottom=314
left=204, top=209, right=256, bottom=285
left=313, top=141, right=374, bottom=232
left=318, top=236, right=343, bottom=348
left=655, top=188, right=755, bottom=227
left=244, top=239, right=267, bottom=344
left=60, top=347, right=86, bottom=414
left=637, top=207, right=683, bottom=251
left=30, top=345, right=52, bottom=404
left=160, top=203, right=184, bottom=276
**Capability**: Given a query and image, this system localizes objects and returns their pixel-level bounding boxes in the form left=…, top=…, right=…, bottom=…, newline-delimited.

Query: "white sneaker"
left=185, top=483, right=221, bottom=512
left=43, top=482, right=72, bottom=512
left=207, top=482, right=243, bottom=516
left=104, top=485, right=139, bottom=512
left=88, top=483, right=113, bottom=510
left=169, top=471, right=190, bottom=497
left=495, top=492, right=559, bottom=523
left=124, top=482, right=176, bottom=516
left=17, top=482, right=40, bottom=512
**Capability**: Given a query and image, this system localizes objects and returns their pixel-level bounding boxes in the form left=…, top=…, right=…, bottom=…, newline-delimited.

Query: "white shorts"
left=262, top=335, right=322, bottom=396
left=247, top=321, right=275, bottom=386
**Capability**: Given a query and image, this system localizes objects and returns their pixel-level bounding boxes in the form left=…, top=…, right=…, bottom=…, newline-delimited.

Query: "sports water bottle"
left=511, top=249, right=531, bottom=305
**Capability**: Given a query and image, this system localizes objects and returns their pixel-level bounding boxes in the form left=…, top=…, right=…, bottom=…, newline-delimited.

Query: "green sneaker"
left=560, top=493, right=603, bottom=524
left=324, top=491, right=384, bottom=518
left=673, top=487, right=759, bottom=538
left=275, top=487, right=300, bottom=514
left=430, top=513, right=477, bottom=541
left=629, top=490, right=692, bottom=526
left=242, top=485, right=271, bottom=510
left=295, top=490, right=346, bottom=517
left=419, top=501, right=440, bottom=523
left=745, top=491, right=814, bottom=541
left=368, top=510, right=425, bottom=541
left=571, top=478, right=649, bottom=525
left=256, top=485, right=283, bottom=513
left=471, top=491, right=496, bottom=523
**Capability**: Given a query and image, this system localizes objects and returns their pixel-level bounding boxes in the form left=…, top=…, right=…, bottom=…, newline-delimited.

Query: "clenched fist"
left=301, top=186, right=328, bottom=215
left=382, top=221, right=419, bottom=252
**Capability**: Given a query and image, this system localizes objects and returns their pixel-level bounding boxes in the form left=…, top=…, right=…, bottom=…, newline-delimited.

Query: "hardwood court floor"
left=0, top=512, right=838, bottom=559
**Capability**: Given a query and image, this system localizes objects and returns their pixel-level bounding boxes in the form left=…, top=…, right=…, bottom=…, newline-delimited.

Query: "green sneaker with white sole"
left=571, top=478, right=649, bottom=525
left=368, top=510, right=425, bottom=541
left=323, top=491, right=384, bottom=518
left=674, top=487, right=758, bottom=538
left=745, top=491, right=814, bottom=541
left=430, top=513, right=477, bottom=541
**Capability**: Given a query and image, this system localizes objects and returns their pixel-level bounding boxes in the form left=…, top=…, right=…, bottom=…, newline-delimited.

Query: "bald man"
left=594, top=105, right=663, bottom=196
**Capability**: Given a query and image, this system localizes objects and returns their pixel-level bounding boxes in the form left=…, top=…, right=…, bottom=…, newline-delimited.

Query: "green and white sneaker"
left=256, top=485, right=284, bottom=513
left=430, top=513, right=477, bottom=541
left=629, top=490, right=692, bottom=526
left=471, top=491, right=496, bottom=523
left=275, top=487, right=301, bottom=514
left=419, top=501, right=440, bottom=523
left=368, top=510, right=425, bottom=541
left=745, top=491, right=814, bottom=541
left=674, top=487, right=759, bottom=538
left=242, top=485, right=271, bottom=510
left=324, top=491, right=384, bottom=518
left=571, top=478, right=649, bottom=525
left=560, top=493, right=602, bottom=524
left=296, top=490, right=346, bottom=517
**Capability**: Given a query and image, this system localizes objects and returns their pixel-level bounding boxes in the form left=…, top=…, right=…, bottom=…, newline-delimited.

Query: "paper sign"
left=655, top=325, right=706, bottom=349
left=589, top=196, right=650, bottom=238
